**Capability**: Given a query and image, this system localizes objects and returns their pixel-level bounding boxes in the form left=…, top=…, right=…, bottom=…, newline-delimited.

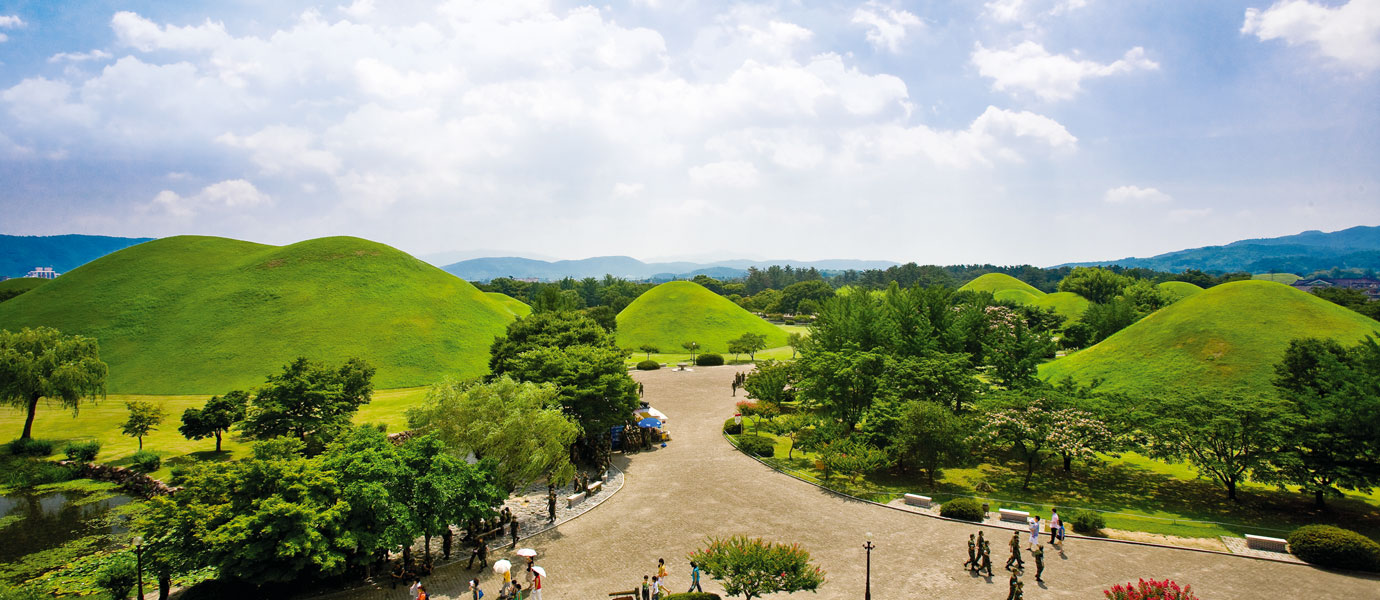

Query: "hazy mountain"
left=1, top=234, right=155, bottom=278
left=1058, top=226, right=1380, bottom=273
left=443, top=255, right=898, bottom=281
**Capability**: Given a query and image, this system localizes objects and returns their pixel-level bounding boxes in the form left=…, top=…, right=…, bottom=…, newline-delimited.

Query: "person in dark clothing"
left=467, top=536, right=489, bottom=570
left=548, top=490, right=557, bottom=522
left=980, top=540, right=993, bottom=576
left=1031, top=544, right=1045, bottom=583
left=688, top=561, right=703, bottom=593
left=641, top=575, right=651, bottom=600
left=963, top=533, right=977, bottom=570
left=1005, top=531, right=1024, bottom=570
left=510, top=519, right=520, bottom=548
left=442, top=527, right=453, bottom=560
left=1007, top=569, right=1019, bottom=600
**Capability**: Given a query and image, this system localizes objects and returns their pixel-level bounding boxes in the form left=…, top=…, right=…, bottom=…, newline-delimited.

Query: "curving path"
left=342, top=366, right=1378, bottom=600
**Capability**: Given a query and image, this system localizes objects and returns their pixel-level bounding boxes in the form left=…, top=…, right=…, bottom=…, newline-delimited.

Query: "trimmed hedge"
left=636, top=360, right=661, bottom=370
left=695, top=353, right=725, bottom=366
left=129, top=451, right=161, bottom=473
left=734, top=434, right=775, bottom=457
left=662, top=594, right=721, bottom=600
left=8, top=438, right=54, bottom=457
left=64, top=440, right=101, bottom=462
left=723, top=418, right=742, bottom=435
left=939, top=497, right=985, bottom=522
left=1288, top=525, right=1380, bottom=572
left=1068, top=510, right=1106, bottom=536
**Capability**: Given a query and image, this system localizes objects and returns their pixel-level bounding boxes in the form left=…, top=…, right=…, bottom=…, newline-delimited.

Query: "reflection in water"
left=0, top=490, right=133, bottom=564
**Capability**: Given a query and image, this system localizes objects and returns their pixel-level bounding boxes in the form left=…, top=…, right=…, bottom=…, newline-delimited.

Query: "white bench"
left=586, top=481, right=603, bottom=495
left=999, top=509, right=1030, bottom=524
left=1245, top=534, right=1288, bottom=553
left=903, top=494, right=932, bottom=508
left=566, top=492, right=586, bottom=508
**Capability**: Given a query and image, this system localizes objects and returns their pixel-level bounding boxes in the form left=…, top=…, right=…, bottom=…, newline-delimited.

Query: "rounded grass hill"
left=485, top=291, right=532, bottom=318
left=0, top=277, right=48, bottom=301
left=1156, top=281, right=1204, bottom=301
left=616, top=280, right=788, bottom=354
left=1253, top=273, right=1301, bottom=284
left=1031, top=291, right=1091, bottom=322
left=965, top=274, right=1090, bottom=322
left=1040, top=280, right=1380, bottom=396
left=0, top=236, right=515, bottom=394
left=959, top=273, right=1043, bottom=296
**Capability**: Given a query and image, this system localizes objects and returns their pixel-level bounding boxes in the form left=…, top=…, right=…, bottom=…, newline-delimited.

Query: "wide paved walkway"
left=337, top=366, right=1378, bottom=599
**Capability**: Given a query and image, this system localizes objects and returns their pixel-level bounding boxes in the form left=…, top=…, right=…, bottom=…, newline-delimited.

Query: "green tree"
left=742, top=360, right=794, bottom=414
left=400, top=434, right=505, bottom=564
left=319, top=426, right=415, bottom=576
left=975, top=390, right=1109, bottom=489
left=121, top=400, right=165, bottom=450
left=178, top=390, right=248, bottom=452
left=681, top=341, right=700, bottom=362
left=687, top=536, right=825, bottom=600
left=240, top=357, right=375, bottom=452
left=94, top=552, right=138, bottom=600
left=407, top=376, right=579, bottom=491
left=778, top=280, right=834, bottom=314
left=691, top=274, right=726, bottom=295
left=796, top=350, right=885, bottom=430
left=820, top=438, right=890, bottom=484
left=894, top=401, right=968, bottom=487
left=638, top=344, right=660, bottom=360
left=1142, top=392, right=1290, bottom=501
left=786, top=332, right=804, bottom=359
left=1057, top=267, right=1132, bottom=304
left=980, top=305, right=1055, bottom=388
left=730, top=332, right=769, bottom=361
left=880, top=353, right=981, bottom=412
left=0, top=327, right=107, bottom=439
left=766, top=413, right=816, bottom=459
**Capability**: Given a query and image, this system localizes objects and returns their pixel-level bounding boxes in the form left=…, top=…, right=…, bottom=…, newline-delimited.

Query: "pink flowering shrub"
left=1104, top=579, right=1199, bottom=600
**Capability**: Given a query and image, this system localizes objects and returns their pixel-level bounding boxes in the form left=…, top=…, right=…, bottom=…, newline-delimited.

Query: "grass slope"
left=1041, top=280, right=1380, bottom=395
left=1031, top=291, right=1091, bottom=322
left=0, top=278, right=48, bottom=301
left=1253, top=273, right=1301, bottom=284
left=993, top=289, right=1040, bottom=304
left=616, top=281, right=788, bottom=354
left=0, top=236, right=515, bottom=394
left=959, top=273, right=1044, bottom=296
left=485, top=291, right=532, bottom=318
left=1157, top=281, right=1204, bottom=301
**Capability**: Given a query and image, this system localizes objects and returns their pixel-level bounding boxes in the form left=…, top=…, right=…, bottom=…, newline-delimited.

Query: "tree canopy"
left=0, top=326, right=107, bottom=439
left=239, top=357, right=375, bottom=453
left=688, top=536, right=825, bottom=600
left=179, top=390, right=248, bottom=452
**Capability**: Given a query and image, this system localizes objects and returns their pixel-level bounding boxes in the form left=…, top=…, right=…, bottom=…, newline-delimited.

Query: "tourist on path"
left=1005, top=531, right=1024, bottom=570
left=963, top=533, right=977, bottom=571
left=651, top=575, right=661, bottom=599
left=1032, top=544, right=1045, bottom=583
left=469, top=579, right=483, bottom=600
left=641, top=575, right=651, bottom=600
left=548, top=490, right=557, bottom=523
left=980, top=540, right=994, bottom=576
left=657, top=558, right=668, bottom=587
left=688, top=561, right=703, bottom=592
left=1029, top=516, right=1041, bottom=548
left=531, top=566, right=544, bottom=600
left=443, top=527, right=453, bottom=560
left=510, top=519, right=520, bottom=548
left=1049, top=510, right=1061, bottom=545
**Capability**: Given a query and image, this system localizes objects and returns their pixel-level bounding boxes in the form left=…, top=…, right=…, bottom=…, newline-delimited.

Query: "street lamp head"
left=132, top=535, right=144, bottom=548
left=865, top=531, right=873, bottom=541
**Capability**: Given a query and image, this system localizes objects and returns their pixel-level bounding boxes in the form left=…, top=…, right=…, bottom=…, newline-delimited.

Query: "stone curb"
left=721, top=433, right=1344, bottom=571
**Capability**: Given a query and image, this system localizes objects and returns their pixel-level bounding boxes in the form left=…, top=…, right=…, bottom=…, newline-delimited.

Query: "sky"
left=0, top=0, right=1377, bottom=266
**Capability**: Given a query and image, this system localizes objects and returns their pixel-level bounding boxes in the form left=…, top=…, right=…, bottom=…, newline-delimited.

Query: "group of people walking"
left=962, top=509, right=1066, bottom=598
left=637, top=557, right=703, bottom=599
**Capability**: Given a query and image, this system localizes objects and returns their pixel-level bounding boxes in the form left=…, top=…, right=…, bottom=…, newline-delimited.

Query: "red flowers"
left=1103, top=578, right=1199, bottom=600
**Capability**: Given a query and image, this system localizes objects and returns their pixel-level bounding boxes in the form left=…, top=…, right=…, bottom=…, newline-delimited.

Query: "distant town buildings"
left=1292, top=277, right=1380, bottom=301
left=26, top=267, right=60, bottom=279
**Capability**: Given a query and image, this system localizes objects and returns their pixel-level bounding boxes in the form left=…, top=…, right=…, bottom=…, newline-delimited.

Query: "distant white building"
left=26, top=267, right=59, bottom=279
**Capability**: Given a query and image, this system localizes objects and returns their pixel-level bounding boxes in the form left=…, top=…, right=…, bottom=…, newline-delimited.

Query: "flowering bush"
left=1103, top=579, right=1198, bottom=600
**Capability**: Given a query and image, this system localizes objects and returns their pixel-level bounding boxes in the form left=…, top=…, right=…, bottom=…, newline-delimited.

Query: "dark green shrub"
left=939, top=497, right=985, bottom=522
left=723, top=417, right=742, bottom=435
left=130, top=451, right=161, bottom=473
left=0, top=583, right=44, bottom=600
left=8, top=438, right=54, bottom=457
left=734, top=434, right=775, bottom=457
left=1068, top=510, right=1106, bottom=535
left=94, top=553, right=137, bottom=600
left=695, top=353, right=725, bottom=366
left=636, top=360, right=661, bottom=370
left=64, top=440, right=101, bottom=462
left=662, top=594, right=721, bottom=600
left=1288, top=525, right=1380, bottom=572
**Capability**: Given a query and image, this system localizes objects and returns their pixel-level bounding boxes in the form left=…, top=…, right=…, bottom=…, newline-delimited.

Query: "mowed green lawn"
left=0, top=387, right=428, bottom=480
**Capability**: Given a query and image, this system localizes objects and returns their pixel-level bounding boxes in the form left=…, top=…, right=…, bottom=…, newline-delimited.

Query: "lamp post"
left=132, top=535, right=144, bottom=600
left=863, top=532, right=874, bottom=600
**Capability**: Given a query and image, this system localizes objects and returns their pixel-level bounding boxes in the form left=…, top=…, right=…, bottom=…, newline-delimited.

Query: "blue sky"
left=0, top=0, right=1376, bottom=265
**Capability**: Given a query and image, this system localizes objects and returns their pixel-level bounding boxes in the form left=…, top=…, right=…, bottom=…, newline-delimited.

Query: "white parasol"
left=492, top=559, right=512, bottom=574
left=515, top=548, right=538, bottom=558
left=532, top=566, right=547, bottom=578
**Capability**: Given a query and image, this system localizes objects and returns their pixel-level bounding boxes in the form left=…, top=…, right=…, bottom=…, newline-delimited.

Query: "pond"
left=0, top=485, right=134, bottom=565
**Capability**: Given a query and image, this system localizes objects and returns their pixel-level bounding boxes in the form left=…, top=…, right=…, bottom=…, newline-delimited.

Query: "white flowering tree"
left=976, top=391, right=1113, bottom=489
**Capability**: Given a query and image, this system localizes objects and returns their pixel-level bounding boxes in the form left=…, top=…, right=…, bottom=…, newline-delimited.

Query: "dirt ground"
left=325, top=365, right=1379, bottom=600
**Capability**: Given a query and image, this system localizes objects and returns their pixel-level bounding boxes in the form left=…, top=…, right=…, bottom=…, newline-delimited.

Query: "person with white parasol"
left=493, top=559, right=512, bottom=598
left=515, top=549, right=546, bottom=600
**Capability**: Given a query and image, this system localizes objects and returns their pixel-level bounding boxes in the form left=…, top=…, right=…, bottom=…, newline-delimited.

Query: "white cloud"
left=1104, top=185, right=1172, bottom=205
left=851, top=2, right=923, bottom=53
left=111, top=11, right=232, bottom=52
left=340, top=0, right=376, bottom=20
left=689, top=160, right=759, bottom=188
left=150, top=179, right=271, bottom=217
left=1168, top=207, right=1212, bottom=222
left=1242, top=0, right=1380, bottom=71
left=612, top=182, right=645, bottom=197
left=48, top=50, right=115, bottom=63
left=849, top=105, right=1076, bottom=168
left=218, top=126, right=341, bottom=175
left=972, top=42, right=1158, bottom=101
left=984, top=0, right=1089, bottom=23
left=0, top=15, right=25, bottom=28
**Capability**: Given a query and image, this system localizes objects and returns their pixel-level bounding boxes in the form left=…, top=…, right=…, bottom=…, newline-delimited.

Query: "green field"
left=1040, top=280, right=1380, bottom=396
left=616, top=281, right=788, bottom=354
left=958, top=273, right=1043, bottom=296
left=0, top=236, right=516, bottom=394
left=0, top=277, right=49, bottom=298
left=1156, top=280, right=1204, bottom=301
left=485, top=291, right=532, bottom=317
left=1253, top=273, right=1301, bottom=284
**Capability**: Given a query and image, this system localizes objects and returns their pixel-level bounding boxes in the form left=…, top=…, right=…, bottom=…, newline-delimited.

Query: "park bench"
left=999, top=508, right=1029, bottom=524
left=566, top=492, right=586, bottom=509
left=586, top=481, right=603, bottom=495
left=903, top=493, right=932, bottom=508
left=1245, top=534, right=1289, bottom=553
left=608, top=590, right=637, bottom=600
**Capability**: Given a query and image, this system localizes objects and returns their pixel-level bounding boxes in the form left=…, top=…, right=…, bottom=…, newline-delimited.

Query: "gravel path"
left=321, top=365, right=1379, bottom=599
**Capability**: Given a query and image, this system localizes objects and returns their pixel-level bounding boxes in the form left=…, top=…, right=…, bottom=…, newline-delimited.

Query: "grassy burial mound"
left=994, top=289, right=1041, bottom=305
left=1030, top=291, right=1090, bottom=322
left=1041, top=280, right=1380, bottom=396
left=0, top=236, right=516, bottom=394
left=1157, top=280, right=1204, bottom=301
left=616, top=280, right=788, bottom=354
left=1253, top=273, right=1301, bottom=284
left=485, top=291, right=532, bottom=318
left=0, top=277, right=48, bottom=302
left=958, top=273, right=1044, bottom=296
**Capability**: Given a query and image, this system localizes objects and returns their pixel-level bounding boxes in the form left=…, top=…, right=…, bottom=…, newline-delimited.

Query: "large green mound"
left=0, top=277, right=48, bottom=301
left=616, top=281, right=788, bottom=354
left=1253, top=273, right=1301, bottom=284
left=485, top=291, right=532, bottom=318
left=959, top=273, right=1044, bottom=297
left=1031, top=291, right=1091, bottom=322
left=1156, top=281, right=1204, bottom=301
left=994, top=289, right=1041, bottom=305
left=1040, top=280, right=1380, bottom=396
left=0, top=236, right=515, bottom=394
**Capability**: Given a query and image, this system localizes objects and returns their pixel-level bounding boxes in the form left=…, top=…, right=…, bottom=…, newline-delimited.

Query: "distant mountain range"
left=442, top=256, right=899, bottom=282
left=1, top=234, right=153, bottom=278
left=1058, top=226, right=1380, bottom=274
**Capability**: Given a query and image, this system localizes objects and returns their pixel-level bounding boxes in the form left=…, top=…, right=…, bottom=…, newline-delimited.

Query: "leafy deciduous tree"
left=240, top=357, right=375, bottom=452
left=1142, top=392, right=1290, bottom=501
left=0, top=327, right=107, bottom=439
left=894, top=401, right=968, bottom=487
left=178, top=390, right=248, bottom=452
left=687, top=536, right=825, bottom=600
left=121, top=400, right=165, bottom=450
